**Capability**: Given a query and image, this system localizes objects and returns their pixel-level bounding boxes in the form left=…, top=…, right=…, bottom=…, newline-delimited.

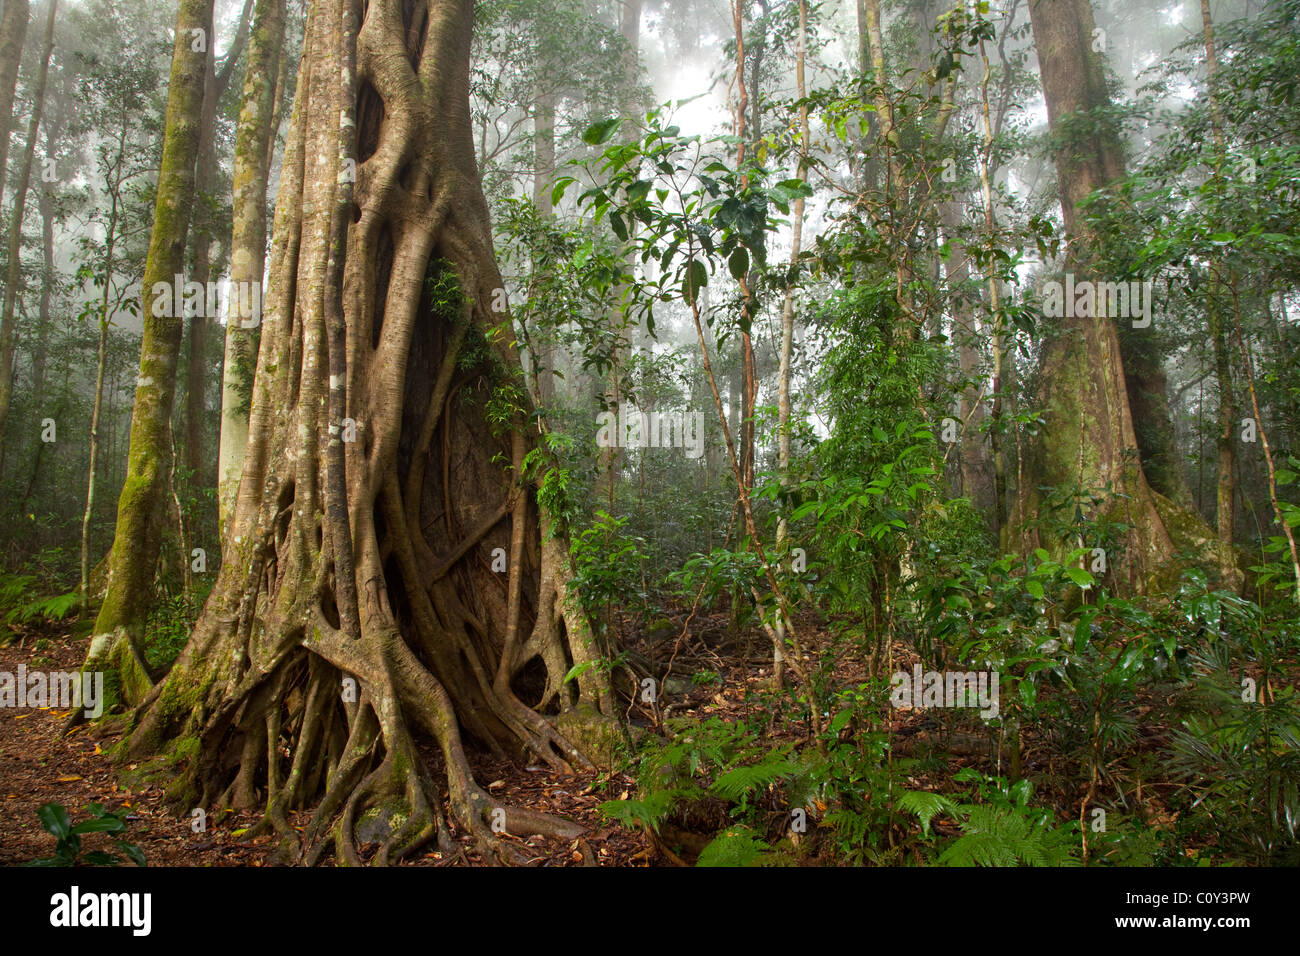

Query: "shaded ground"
left=0, top=632, right=648, bottom=866
left=2, top=605, right=1197, bottom=866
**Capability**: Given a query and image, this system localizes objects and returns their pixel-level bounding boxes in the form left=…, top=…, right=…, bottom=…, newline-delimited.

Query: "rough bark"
left=1020, top=0, right=1213, bottom=591
left=121, top=0, right=612, bottom=865
left=80, top=0, right=216, bottom=708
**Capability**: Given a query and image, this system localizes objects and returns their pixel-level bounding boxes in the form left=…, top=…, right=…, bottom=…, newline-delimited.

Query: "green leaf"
left=71, top=815, right=126, bottom=836
left=1064, top=567, right=1094, bottom=589
left=609, top=210, right=628, bottom=242
left=563, top=660, right=596, bottom=685
left=682, top=258, right=707, bottom=305
left=38, top=803, right=71, bottom=840
left=728, top=247, right=750, bottom=281
left=118, top=842, right=147, bottom=867
left=1026, top=580, right=1045, bottom=600
left=550, top=177, right=575, bottom=207
left=898, top=790, right=960, bottom=838
left=696, top=827, right=771, bottom=867
left=582, top=118, right=621, bottom=146
left=776, top=178, right=813, bottom=198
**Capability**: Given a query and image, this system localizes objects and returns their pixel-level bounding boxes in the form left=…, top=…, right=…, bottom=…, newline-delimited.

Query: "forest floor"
left=1, top=614, right=811, bottom=867
left=0, top=609, right=1188, bottom=866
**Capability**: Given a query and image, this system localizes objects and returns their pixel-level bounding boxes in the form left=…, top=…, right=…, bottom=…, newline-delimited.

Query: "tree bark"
left=80, top=125, right=129, bottom=612
left=531, top=87, right=555, bottom=406
left=0, top=0, right=29, bottom=212
left=1021, top=0, right=1212, bottom=590
left=80, top=0, right=216, bottom=707
left=0, top=0, right=55, bottom=450
left=219, top=0, right=286, bottom=535
left=185, top=0, right=255, bottom=494
left=1200, top=0, right=1241, bottom=590
left=121, top=0, right=611, bottom=865
left=772, top=0, right=811, bottom=691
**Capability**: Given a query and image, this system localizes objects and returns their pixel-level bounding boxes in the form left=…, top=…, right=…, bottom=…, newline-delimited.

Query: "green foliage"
left=926, top=771, right=1080, bottom=867
left=142, top=581, right=211, bottom=670
left=599, top=717, right=800, bottom=854
left=570, top=511, right=649, bottom=630
left=23, top=802, right=146, bottom=867
left=696, top=825, right=774, bottom=867
left=0, top=574, right=81, bottom=637
left=1166, top=607, right=1300, bottom=865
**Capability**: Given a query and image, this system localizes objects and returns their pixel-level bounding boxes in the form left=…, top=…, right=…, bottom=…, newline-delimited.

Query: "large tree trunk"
left=0, top=0, right=29, bottom=212
left=1020, top=0, right=1212, bottom=590
left=122, top=0, right=611, bottom=866
left=80, top=0, right=215, bottom=707
left=0, top=0, right=55, bottom=451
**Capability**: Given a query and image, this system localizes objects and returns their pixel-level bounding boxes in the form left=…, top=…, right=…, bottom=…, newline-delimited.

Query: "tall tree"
left=80, top=0, right=216, bottom=706
left=0, top=0, right=56, bottom=451
left=184, top=0, right=254, bottom=497
left=1021, top=0, right=1211, bottom=588
left=218, top=0, right=286, bottom=532
left=1200, top=0, right=1241, bottom=589
left=0, top=0, right=30, bottom=211
left=772, top=0, right=810, bottom=689
left=122, top=0, right=610, bottom=865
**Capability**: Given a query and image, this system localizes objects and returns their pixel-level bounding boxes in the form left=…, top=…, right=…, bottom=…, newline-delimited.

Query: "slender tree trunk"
left=80, top=126, right=129, bottom=611
left=0, top=0, right=55, bottom=449
left=772, top=0, right=811, bottom=691
left=219, top=0, right=286, bottom=535
left=20, top=146, right=54, bottom=509
left=29, top=106, right=57, bottom=424
left=730, top=0, right=758, bottom=491
left=975, top=35, right=1010, bottom=540
left=185, top=0, right=255, bottom=496
left=595, top=0, right=644, bottom=501
left=79, top=0, right=216, bottom=708
left=1200, top=0, right=1242, bottom=589
left=531, top=87, right=555, bottom=406
left=0, top=0, right=29, bottom=211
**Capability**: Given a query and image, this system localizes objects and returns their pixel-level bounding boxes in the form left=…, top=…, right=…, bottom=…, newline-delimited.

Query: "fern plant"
left=900, top=771, right=1081, bottom=866
left=599, top=717, right=801, bottom=859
